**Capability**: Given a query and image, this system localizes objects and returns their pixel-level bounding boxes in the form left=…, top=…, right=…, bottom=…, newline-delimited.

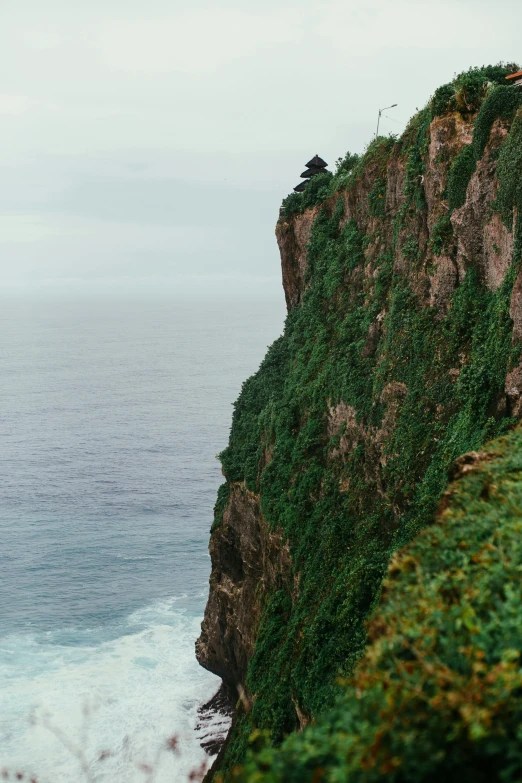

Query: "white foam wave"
left=0, top=599, right=221, bottom=782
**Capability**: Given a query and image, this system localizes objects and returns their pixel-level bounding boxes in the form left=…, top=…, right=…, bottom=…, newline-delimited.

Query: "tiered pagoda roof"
left=293, top=154, right=329, bottom=193
left=306, top=155, right=328, bottom=168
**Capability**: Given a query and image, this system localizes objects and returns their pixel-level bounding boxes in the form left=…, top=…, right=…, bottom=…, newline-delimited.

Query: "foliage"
left=350, top=136, right=395, bottom=183
left=301, top=172, right=334, bottom=211
left=367, top=177, right=387, bottom=217
left=431, top=64, right=520, bottom=117
left=332, top=137, right=395, bottom=201
left=454, top=72, right=490, bottom=113
left=445, top=85, right=522, bottom=215
left=429, top=214, right=453, bottom=256
left=220, top=336, right=290, bottom=486
left=447, top=145, right=476, bottom=212
left=401, top=106, right=432, bottom=213
left=495, top=108, right=522, bottom=262
left=211, top=482, right=230, bottom=531
left=279, top=191, right=303, bottom=220
left=431, top=82, right=455, bottom=117
left=400, top=234, right=419, bottom=262
left=472, top=86, right=522, bottom=161
left=334, top=151, right=360, bottom=174
left=231, top=425, right=522, bottom=782
left=280, top=173, right=334, bottom=219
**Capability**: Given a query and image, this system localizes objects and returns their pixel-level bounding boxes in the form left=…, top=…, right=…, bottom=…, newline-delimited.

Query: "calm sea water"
left=0, top=295, right=285, bottom=782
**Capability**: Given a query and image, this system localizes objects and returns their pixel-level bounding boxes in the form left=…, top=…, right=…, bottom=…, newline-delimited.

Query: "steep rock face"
left=196, top=483, right=292, bottom=688
left=278, top=114, right=515, bottom=316
left=198, top=80, right=522, bottom=777
left=451, top=119, right=513, bottom=290
left=276, top=207, right=319, bottom=309
left=275, top=111, right=520, bottom=412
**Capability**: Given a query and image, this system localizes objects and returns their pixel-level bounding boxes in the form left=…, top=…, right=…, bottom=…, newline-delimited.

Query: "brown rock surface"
left=276, top=207, right=319, bottom=310
left=451, top=120, right=512, bottom=289
left=196, top=483, right=292, bottom=689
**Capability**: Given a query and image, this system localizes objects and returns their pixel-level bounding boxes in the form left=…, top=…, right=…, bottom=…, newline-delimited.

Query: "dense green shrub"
left=431, top=64, right=520, bottom=117
left=429, top=214, right=453, bottom=256
left=367, top=177, right=387, bottom=217
left=445, top=85, right=522, bottom=215
left=431, top=82, right=455, bottom=116
left=495, top=108, right=522, bottom=261
left=447, top=145, right=475, bottom=212
left=232, top=425, right=522, bottom=782
left=280, top=172, right=334, bottom=219
left=334, top=151, right=360, bottom=174
left=402, top=106, right=432, bottom=212
left=302, top=171, right=334, bottom=210
left=472, top=85, right=522, bottom=161
left=454, top=70, right=490, bottom=113
left=279, top=191, right=303, bottom=219
left=400, top=234, right=419, bottom=262
left=211, top=482, right=230, bottom=531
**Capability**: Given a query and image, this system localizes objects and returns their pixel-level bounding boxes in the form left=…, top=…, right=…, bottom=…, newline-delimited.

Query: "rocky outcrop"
left=277, top=113, right=516, bottom=318
left=451, top=119, right=512, bottom=290
left=196, top=483, right=292, bottom=689
left=276, top=207, right=319, bottom=310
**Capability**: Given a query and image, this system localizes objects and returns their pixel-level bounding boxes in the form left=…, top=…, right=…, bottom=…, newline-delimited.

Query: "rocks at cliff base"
left=196, top=683, right=234, bottom=756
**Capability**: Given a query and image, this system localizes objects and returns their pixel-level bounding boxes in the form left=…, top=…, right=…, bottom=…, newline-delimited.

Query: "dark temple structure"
left=293, top=154, right=329, bottom=192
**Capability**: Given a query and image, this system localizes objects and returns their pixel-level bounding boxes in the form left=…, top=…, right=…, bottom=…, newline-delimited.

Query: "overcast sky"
left=0, top=0, right=519, bottom=298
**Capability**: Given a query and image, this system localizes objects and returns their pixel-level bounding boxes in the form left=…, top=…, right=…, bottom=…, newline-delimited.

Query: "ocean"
left=0, top=295, right=285, bottom=782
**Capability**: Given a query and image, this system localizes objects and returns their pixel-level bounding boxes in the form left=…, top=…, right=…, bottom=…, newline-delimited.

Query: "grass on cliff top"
left=431, top=63, right=519, bottom=117
left=230, top=424, right=522, bottom=782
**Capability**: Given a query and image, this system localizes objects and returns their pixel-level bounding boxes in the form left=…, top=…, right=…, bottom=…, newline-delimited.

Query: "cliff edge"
left=197, top=65, right=522, bottom=780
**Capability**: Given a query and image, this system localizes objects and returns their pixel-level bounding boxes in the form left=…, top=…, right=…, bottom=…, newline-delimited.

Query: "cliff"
left=197, top=65, right=522, bottom=780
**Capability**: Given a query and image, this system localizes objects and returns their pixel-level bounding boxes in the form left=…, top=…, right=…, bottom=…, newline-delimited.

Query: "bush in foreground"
left=231, top=426, right=522, bottom=782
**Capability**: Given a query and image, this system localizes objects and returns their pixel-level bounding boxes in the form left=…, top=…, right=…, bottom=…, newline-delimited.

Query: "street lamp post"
left=376, top=103, right=398, bottom=139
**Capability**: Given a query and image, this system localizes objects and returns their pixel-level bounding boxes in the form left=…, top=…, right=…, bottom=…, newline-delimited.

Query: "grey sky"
left=0, top=0, right=519, bottom=297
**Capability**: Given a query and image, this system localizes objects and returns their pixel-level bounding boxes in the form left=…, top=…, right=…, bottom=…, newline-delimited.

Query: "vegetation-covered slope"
left=197, top=65, right=522, bottom=779
left=233, top=426, right=522, bottom=781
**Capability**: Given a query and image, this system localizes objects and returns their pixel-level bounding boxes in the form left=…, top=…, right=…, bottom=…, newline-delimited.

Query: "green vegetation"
left=280, top=139, right=395, bottom=220
left=280, top=172, right=333, bottom=219
left=334, top=150, right=360, bottom=176
left=431, top=64, right=519, bottom=117
left=447, top=145, right=475, bottom=212
left=400, top=234, right=419, bottom=263
left=219, top=231, right=519, bottom=775
left=210, top=67, right=522, bottom=778
left=232, top=425, right=522, bottom=781
left=367, top=177, right=387, bottom=217
left=429, top=214, right=453, bottom=256
left=472, top=86, right=522, bottom=160
left=211, top=482, right=230, bottom=532
left=445, top=83, right=522, bottom=215
left=495, top=108, right=522, bottom=262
